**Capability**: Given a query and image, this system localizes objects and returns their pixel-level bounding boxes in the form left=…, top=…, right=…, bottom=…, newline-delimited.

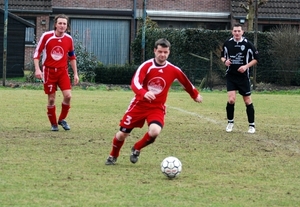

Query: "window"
left=23, top=18, right=36, bottom=44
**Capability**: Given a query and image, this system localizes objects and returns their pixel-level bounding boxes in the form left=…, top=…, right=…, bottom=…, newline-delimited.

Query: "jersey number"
left=124, top=115, right=132, bottom=125
left=48, top=84, right=53, bottom=92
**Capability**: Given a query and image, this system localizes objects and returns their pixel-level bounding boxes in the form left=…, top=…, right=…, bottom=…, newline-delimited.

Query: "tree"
left=71, top=32, right=101, bottom=83
left=240, top=0, right=268, bottom=31
left=269, top=25, right=300, bottom=85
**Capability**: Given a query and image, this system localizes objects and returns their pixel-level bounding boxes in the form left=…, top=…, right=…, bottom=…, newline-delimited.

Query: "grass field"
left=1, top=87, right=300, bottom=207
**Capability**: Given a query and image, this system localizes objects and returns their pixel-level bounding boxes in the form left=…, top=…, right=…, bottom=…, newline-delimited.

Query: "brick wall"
left=24, top=15, right=50, bottom=69
left=147, top=0, right=229, bottom=12
left=24, top=0, right=231, bottom=69
left=24, top=46, right=35, bottom=70
left=52, top=0, right=134, bottom=9
left=52, top=0, right=230, bottom=12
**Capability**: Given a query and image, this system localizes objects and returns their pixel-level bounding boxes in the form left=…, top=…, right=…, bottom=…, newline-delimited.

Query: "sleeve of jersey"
left=220, top=43, right=225, bottom=58
left=131, top=64, right=148, bottom=101
left=33, top=35, right=46, bottom=59
left=68, top=39, right=76, bottom=60
left=252, top=45, right=259, bottom=63
left=68, top=51, right=76, bottom=60
left=177, top=70, right=199, bottom=99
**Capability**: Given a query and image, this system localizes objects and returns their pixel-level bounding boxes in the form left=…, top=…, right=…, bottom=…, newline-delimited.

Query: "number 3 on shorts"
left=124, top=115, right=132, bottom=125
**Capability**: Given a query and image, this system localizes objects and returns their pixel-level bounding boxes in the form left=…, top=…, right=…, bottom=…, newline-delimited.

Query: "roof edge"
left=0, top=8, right=35, bottom=27
left=52, top=7, right=133, bottom=16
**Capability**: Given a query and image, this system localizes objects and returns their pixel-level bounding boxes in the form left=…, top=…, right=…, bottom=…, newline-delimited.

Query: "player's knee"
left=148, top=122, right=162, bottom=137
left=48, top=97, right=55, bottom=105
left=148, top=126, right=161, bottom=138
left=228, top=98, right=235, bottom=104
left=116, top=131, right=129, bottom=141
left=64, top=93, right=72, bottom=101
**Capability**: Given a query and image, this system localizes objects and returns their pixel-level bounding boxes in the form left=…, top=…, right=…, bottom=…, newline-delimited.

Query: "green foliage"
left=71, top=32, right=102, bottom=82
left=94, top=63, right=137, bottom=84
left=24, top=32, right=101, bottom=83
left=268, top=25, right=300, bottom=85
left=131, top=25, right=300, bottom=86
left=132, top=28, right=232, bottom=84
left=24, top=59, right=44, bottom=83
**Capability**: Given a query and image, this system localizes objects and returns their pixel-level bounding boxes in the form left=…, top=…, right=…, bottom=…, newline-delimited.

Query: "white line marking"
left=167, top=105, right=300, bottom=153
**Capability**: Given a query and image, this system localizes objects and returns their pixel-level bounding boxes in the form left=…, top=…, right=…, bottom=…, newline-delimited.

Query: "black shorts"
left=226, top=74, right=251, bottom=96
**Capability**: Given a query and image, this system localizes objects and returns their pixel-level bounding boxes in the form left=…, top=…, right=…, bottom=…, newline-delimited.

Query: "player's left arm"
left=176, top=69, right=201, bottom=101
left=238, top=43, right=259, bottom=73
left=68, top=38, right=79, bottom=85
left=69, top=59, right=79, bottom=85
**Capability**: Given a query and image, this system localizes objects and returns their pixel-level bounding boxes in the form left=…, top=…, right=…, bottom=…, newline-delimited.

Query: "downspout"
left=2, top=0, right=8, bottom=86
left=133, top=0, right=137, bottom=37
left=142, top=0, right=147, bottom=62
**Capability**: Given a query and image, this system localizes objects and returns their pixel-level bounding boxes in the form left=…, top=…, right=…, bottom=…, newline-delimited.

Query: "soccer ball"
left=161, top=156, right=182, bottom=178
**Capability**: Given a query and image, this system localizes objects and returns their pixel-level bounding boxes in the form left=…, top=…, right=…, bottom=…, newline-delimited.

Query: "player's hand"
left=224, top=59, right=231, bottom=66
left=73, top=74, right=79, bottom=85
left=194, top=94, right=203, bottom=103
left=35, top=68, right=43, bottom=80
left=144, top=91, right=156, bottom=101
left=238, top=65, right=247, bottom=73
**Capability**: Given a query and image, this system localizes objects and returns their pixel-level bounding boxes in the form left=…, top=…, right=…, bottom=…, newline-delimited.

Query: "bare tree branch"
left=240, top=3, right=249, bottom=12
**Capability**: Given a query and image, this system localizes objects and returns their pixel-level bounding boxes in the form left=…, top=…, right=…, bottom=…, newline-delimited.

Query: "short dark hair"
left=154, top=38, right=171, bottom=49
left=53, top=14, right=70, bottom=32
left=232, top=23, right=244, bottom=30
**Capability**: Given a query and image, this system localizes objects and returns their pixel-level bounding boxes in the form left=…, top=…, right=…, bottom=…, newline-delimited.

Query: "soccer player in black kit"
left=221, top=24, right=259, bottom=134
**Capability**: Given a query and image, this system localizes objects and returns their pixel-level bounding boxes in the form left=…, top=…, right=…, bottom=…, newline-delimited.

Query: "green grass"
left=0, top=88, right=300, bottom=206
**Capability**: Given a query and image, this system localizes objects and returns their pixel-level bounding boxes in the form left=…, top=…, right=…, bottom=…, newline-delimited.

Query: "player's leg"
left=240, top=77, right=255, bottom=133
left=243, top=95, right=255, bottom=133
left=106, top=107, right=145, bottom=165
left=47, top=93, right=58, bottom=131
left=130, top=109, right=165, bottom=164
left=133, top=122, right=162, bottom=151
left=226, top=76, right=237, bottom=132
left=57, top=69, right=72, bottom=130
left=106, top=130, right=131, bottom=165
left=57, top=89, right=71, bottom=130
left=43, top=68, right=58, bottom=131
left=130, top=122, right=163, bottom=164
left=226, top=90, right=236, bottom=132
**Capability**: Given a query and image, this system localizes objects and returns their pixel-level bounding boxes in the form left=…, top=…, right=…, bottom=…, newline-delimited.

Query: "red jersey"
left=131, top=58, right=199, bottom=106
left=33, top=31, right=76, bottom=68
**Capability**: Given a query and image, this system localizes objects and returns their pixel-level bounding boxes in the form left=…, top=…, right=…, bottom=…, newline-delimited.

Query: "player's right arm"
left=194, top=94, right=203, bottom=103
left=34, top=59, right=43, bottom=80
left=33, top=35, right=45, bottom=80
left=131, top=60, right=152, bottom=100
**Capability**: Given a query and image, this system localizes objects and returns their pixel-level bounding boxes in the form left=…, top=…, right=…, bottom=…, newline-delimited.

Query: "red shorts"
left=42, top=67, right=71, bottom=94
left=120, top=102, right=166, bottom=130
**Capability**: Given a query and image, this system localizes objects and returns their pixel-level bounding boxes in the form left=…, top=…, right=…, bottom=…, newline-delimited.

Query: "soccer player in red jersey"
left=105, top=38, right=203, bottom=165
left=33, top=14, right=79, bottom=131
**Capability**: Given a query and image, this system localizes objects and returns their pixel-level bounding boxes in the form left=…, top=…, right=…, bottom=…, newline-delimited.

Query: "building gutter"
left=234, top=16, right=300, bottom=21
left=52, top=7, right=133, bottom=17
left=146, top=10, right=230, bottom=22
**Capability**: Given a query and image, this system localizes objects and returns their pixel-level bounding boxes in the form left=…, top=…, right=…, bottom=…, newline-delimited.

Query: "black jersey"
left=221, top=37, right=259, bottom=77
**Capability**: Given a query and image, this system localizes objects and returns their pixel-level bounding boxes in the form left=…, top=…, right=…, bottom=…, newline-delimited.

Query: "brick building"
left=0, top=0, right=299, bottom=71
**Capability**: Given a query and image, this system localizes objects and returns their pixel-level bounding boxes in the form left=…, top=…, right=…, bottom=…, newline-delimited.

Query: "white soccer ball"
left=161, top=156, right=182, bottom=178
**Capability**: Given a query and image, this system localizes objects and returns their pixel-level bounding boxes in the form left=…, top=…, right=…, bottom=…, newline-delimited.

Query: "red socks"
left=58, top=103, right=70, bottom=121
left=110, top=136, right=125, bottom=158
left=47, top=105, right=57, bottom=126
left=47, top=103, right=70, bottom=126
left=134, top=133, right=154, bottom=151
